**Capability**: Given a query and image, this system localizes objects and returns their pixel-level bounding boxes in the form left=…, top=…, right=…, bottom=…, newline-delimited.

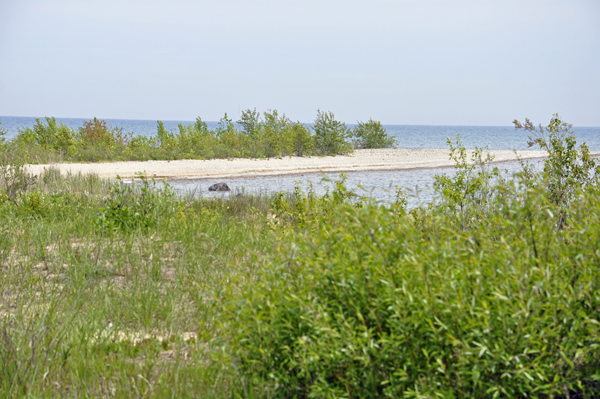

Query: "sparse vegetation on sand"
left=1, top=115, right=599, bottom=398
left=0, top=109, right=397, bottom=164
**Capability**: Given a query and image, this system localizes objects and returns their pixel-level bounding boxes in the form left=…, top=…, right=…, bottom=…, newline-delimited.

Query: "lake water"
left=166, top=159, right=545, bottom=209
left=2, top=116, right=598, bottom=207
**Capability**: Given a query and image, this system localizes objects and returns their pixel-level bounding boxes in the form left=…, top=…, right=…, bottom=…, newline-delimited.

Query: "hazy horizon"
left=1, top=0, right=599, bottom=126
left=3, top=114, right=600, bottom=129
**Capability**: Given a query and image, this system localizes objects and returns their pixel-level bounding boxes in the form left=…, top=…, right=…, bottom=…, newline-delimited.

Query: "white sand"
left=26, top=149, right=551, bottom=180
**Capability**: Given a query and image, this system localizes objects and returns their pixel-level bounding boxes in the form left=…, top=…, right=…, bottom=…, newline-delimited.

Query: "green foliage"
left=434, top=136, right=500, bottom=225
left=98, top=174, right=175, bottom=233
left=352, top=119, right=397, bottom=149
left=313, top=110, right=352, bottom=155
left=175, top=117, right=217, bottom=159
left=268, top=173, right=364, bottom=229
left=238, top=108, right=262, bottom=139
left=514, top=114, right=600, bottom=227
left=76, top=117, right=133, bottom=162
left=238, top=109, right=314, bottom=158
left=4, top=113, right=598, bottom=398
left=2, top=110, right=394, bottom=164
left=219, top=115, right=600, bottom=398
left=223, top=186, right=600, bottom=399
left=14, top=117, right=77, bottom=158
left=286, top=121, right=314, bottom=157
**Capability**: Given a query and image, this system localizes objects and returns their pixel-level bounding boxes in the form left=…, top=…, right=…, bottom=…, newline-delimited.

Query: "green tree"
left=15, top=117, right=76, bottom=156
left=352, top=119, right=396, bottom=149
left=283, top=122, right=313, bottom=157
left=313, top=110, right=351, bottom=155
left=237, top=108, right=261, bottom=139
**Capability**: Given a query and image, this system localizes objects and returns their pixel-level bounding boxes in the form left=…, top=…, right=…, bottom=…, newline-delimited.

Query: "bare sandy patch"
left=25, top=149, right=553, bottom=181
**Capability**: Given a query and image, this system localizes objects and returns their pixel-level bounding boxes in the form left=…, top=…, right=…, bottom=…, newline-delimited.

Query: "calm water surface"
left=168, top=159, right=545, bottom=209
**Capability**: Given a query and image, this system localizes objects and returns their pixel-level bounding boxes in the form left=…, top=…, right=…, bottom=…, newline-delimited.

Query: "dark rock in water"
left=208, top=183, right=231, bottom=192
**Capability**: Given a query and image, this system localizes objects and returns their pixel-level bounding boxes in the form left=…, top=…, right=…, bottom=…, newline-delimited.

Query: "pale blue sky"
left=1, top=0, right=598, bottom=125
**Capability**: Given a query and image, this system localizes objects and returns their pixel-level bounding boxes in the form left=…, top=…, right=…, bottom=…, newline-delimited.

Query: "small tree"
left=514, top=114, right=600, bottom=227
left=79, top=118, right=117, bottom=147
left=352, top=119, right=396, bottom=149
left=313, top=110, right=352, bottom=155
left=15, top=117, right=76, bottom=156
left=283, top=122, right=313, bottom=157
left=237, top=108, right=261, bottom=139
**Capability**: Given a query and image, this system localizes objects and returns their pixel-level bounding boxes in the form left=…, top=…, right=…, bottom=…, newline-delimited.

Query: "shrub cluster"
left=220, top=114, right=600, bottom=398
left=0, top=110, right=397, bottom=163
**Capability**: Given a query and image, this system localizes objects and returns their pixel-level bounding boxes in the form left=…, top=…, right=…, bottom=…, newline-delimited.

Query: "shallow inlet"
left=167, top=158, right=544, bottom=209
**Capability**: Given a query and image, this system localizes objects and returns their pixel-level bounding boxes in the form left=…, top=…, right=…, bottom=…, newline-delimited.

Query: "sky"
left=0, top=0, right=599, bottom=126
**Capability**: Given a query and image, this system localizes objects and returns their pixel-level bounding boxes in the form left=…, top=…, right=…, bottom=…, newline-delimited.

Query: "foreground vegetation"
left=0, top=115, right=599, bottom=398
left=0, top=110, right=396, bottom=164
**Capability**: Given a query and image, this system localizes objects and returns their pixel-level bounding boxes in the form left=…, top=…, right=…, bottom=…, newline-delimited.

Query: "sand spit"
left=26, top=149, right=552, bottom=181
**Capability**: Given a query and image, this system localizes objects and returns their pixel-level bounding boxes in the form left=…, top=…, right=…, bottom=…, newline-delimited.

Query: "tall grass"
left=0, top=114, right=598, bottom=397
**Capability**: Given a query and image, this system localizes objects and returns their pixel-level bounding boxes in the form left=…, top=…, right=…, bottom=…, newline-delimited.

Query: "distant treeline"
left=0, top=109, right=396, bottom=163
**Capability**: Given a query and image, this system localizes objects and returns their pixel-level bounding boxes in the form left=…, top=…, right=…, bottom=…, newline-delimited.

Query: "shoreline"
left=25, top=149, right=554, bottom=181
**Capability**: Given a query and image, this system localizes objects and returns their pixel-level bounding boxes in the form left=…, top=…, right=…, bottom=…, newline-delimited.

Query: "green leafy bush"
left=14, top=117, right=77, bottom=160
left=433, top=136, right=500, bottom=226
left=313, top=110, right=352, bottom=155
left=76, top=117, right=133, bottom=162
left=97, top=175, right=175, bottom=233
left=514, top=114, right=600, bottom=228
left=220, top=116, right=600, bottom=398
left=223, top=190, right=600, bottom=398
left=352, top=119, right=397, bottom=149
left=238, top=109, right=314, bottom=158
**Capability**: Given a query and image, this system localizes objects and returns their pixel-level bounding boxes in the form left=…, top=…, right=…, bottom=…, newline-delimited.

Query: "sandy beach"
left=25, top=149, right=551, bottom=180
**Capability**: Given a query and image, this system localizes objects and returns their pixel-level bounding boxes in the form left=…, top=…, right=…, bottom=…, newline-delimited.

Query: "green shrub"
left=176, top=117, right=216, bottom=159
left=15, top=117, right=77, bottom=157
left=268, top=174, right=362, bottom=229
left=313, top=110, right=352, bottom=155
left=284, top=122, right=314, bottom=157
left=238, top=109, right=314, bottom=158
left=222, top=190, right=600, bottom=398
left=352, top=119, right=397, bottom=149
left=433, top=136, right=500, bottom=226
left=97, top=175, right=175, bottom=233
left=220, top=116, right=600, bottom=398
left=514, top=114, right=600, bottom=228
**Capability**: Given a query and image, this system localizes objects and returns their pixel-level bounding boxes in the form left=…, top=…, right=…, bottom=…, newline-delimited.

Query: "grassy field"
left=1, top=115, right=599, bottom=398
